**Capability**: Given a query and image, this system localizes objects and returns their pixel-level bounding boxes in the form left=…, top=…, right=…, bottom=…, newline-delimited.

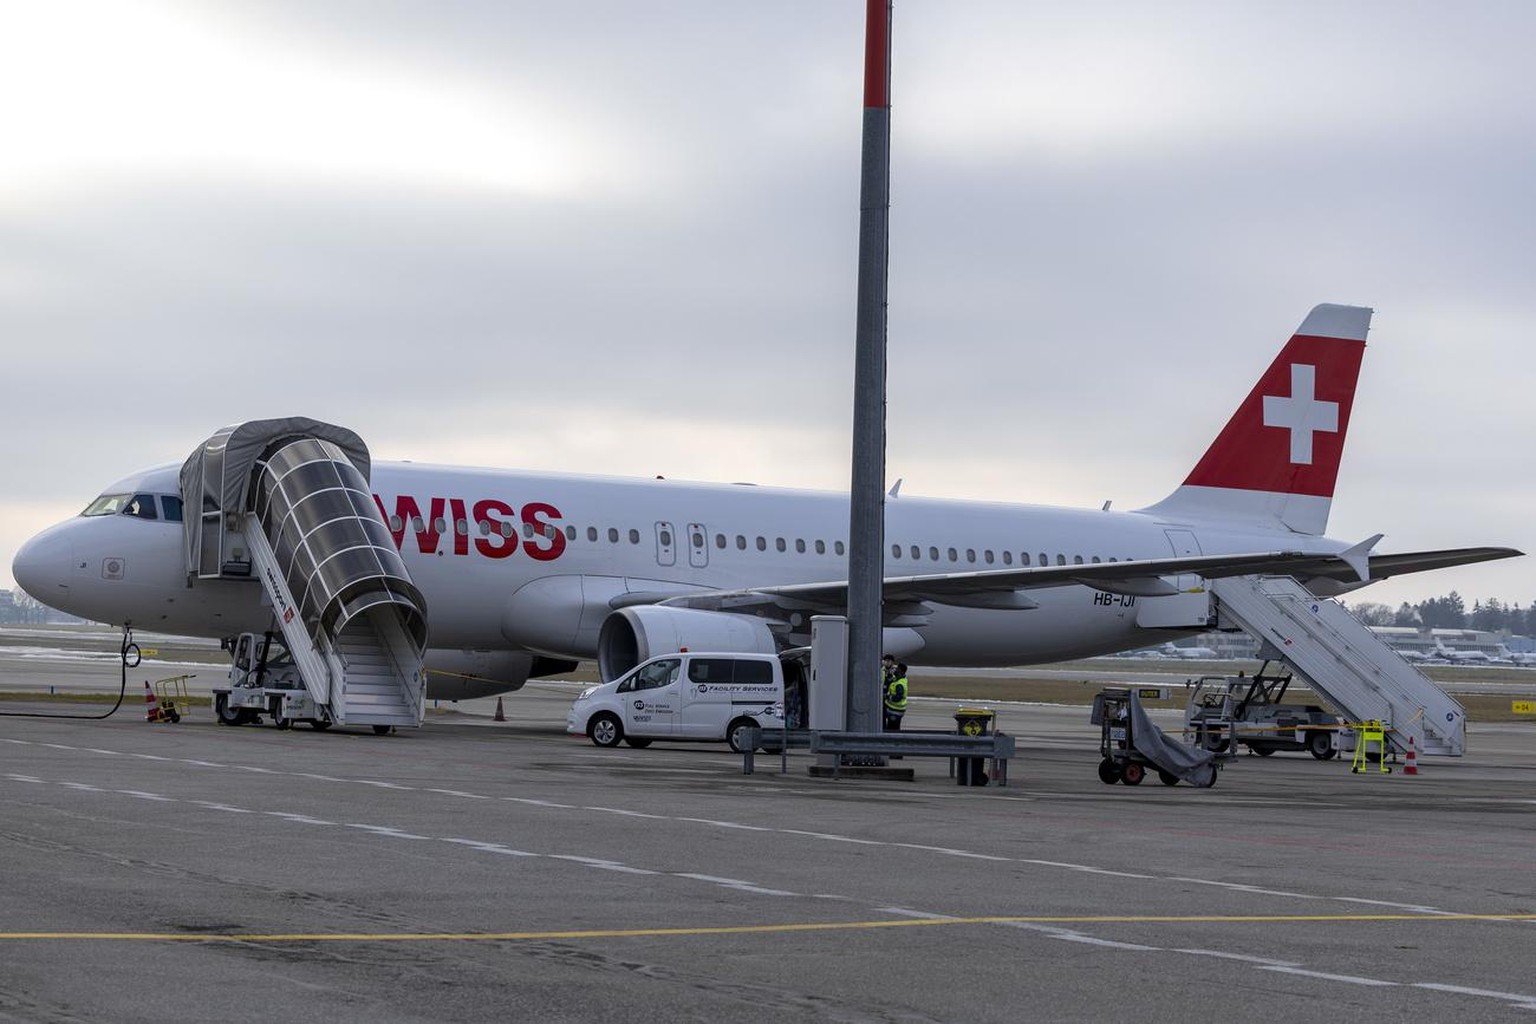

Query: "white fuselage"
left=17, top=459, right=1347, bottom=669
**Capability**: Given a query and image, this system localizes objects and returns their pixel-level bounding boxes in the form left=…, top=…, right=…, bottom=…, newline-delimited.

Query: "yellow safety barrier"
left=1350, top=719, right=1391, bottom=774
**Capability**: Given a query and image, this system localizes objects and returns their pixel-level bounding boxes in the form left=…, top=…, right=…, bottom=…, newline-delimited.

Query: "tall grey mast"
left=846, top=0, right=893, bottom=734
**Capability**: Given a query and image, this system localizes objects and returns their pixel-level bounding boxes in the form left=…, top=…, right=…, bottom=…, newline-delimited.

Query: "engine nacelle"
left=597, top=606, right=778, bottom=682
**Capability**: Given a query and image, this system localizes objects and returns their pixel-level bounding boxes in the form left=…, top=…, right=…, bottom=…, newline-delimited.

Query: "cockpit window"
left=81, top=493, right=131, bottom=517
left=123, top=494, right=158, bottom=520
left=161, top=495, right=184, bottom=522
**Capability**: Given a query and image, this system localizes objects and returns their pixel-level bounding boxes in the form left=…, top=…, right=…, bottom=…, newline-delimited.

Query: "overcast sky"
left=2, top=1, right=1531, bottom=614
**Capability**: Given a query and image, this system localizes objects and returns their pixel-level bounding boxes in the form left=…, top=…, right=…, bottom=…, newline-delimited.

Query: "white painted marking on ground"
left=61, top=782, right=103, bottom=792
left=675, top=873, right=798, bottom=896
left=264, top=812, right=334, bottom=826
left=550, top=855, right=659, bottom=876
left=1023, top=859, right=1156, bottom=879
left=1413, top=982, right=1536, bottom=1010
left=586, top=806, right=670, bottom=820
left=1259, top=966, right=1398, bottom=987
left=426, top=788, right=489, bottom=799
left=117, top=790, right=174, bottom=801
left=677, top=817, right=771, bottom=830
left=779, top=829, right=882, bottom=845
left=355, top=780, right=413, bottom=790
left=440, top=838, right=535, bottom=857
left=189, top=801, right=253, bottom=814
left=1173, top=948, right=1300, bottom=968
left=4, top=773, right=44, bottom=783
left=1006, top=922, right=1161, bottom=952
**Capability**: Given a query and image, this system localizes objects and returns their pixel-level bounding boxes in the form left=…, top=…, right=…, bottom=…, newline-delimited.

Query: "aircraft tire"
left=589, top=713, right=623, bottom=748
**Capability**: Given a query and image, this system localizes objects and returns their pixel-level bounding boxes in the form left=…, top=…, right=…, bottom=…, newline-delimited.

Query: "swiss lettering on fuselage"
left=373, top=495, right=567, bottom=561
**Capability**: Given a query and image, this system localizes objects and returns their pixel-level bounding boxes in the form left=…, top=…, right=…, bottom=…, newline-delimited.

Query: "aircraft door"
left=655, top=522, right=676, bottom=567
left=687, top=522, right=709, bottom=568
left=622, top=657, right=681, bottom=736
left=1164, top=529, right=1204, bottom=592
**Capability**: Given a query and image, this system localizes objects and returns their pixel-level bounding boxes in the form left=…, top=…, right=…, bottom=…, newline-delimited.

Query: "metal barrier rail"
left=742, top=729, right=1014, bottom=785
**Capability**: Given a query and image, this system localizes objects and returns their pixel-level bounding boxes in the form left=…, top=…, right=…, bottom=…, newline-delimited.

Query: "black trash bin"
left=953, top=707, right=995, bottom=786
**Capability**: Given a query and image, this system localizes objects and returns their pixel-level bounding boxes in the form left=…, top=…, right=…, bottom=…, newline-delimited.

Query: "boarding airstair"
left=181, top=419, right=428, bottom=729
left=1209, top=575, right=1464, bottom=755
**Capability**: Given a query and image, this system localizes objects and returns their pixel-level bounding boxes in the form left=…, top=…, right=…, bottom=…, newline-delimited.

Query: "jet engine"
left=597, top=606, right=778, bottom=682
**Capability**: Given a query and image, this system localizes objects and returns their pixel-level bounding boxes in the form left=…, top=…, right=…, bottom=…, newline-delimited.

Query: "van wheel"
left=624, top=737, right=652, bottom=749
left=726, top=718, right=758, bottom=754
left=589, top=713, right=623, bottom=748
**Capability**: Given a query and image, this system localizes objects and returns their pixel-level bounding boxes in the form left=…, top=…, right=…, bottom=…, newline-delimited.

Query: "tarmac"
left=3, top=656, right=1536, bottom=1023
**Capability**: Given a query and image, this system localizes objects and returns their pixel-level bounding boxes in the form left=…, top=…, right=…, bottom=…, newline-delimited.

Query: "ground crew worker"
left=884, top=663, right=909, bottom=731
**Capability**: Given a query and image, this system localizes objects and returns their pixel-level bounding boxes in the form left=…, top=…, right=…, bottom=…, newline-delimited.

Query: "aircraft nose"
left=12, top=525, right=74, bottom=602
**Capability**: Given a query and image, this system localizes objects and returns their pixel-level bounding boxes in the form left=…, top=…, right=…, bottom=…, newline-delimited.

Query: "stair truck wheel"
left=269, top=697, right=292, bottom=730
left=1120, top=761, right=1145, bottom=786
left=372, top=724, right=392, bottom=735
left=1250, top=744, right=1275, bottom=757
left=1308, top=730, right=1336, bottom=760
left=1203, top=728, right=1230, bottom=754
left=308, top=718, right=332, bottom=731
left=216, top=694, right=242, bottom=727
left=726, top=717, right=759, bottom=754
left=1097, top=758, right=1120, bottom=785
left=589, top=712, right=623, bottom=748
left=1158, top=769, right=1180, bottom=786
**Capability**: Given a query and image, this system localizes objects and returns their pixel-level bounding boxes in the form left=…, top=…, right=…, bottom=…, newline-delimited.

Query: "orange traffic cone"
left=493, top=696, right=506, bottom=722
left=143, top=681, right=162, bottom=723
left=1403, top=735, right=1419, bottom=775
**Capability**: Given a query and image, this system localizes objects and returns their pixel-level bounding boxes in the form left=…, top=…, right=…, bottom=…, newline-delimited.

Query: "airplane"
left=1432, top=638, right=1498, bottom=664
left=10, top=304, right=1522, bottom=703
left=1153, top=641, right=1221, bottom=660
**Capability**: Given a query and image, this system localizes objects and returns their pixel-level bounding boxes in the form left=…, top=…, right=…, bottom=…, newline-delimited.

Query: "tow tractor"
left=214, top=632, right=331, bottom=730
left=1183, top=663, right=1340, bottom=760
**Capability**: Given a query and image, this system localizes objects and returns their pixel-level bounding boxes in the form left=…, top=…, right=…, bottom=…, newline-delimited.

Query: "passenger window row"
left=889, top=545, right=1128, bottom=567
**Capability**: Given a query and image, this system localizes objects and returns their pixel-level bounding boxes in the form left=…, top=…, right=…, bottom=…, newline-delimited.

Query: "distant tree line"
left=0, top=591, right=77, bottom=625
left=1345, top=593, right=1536, bottom=634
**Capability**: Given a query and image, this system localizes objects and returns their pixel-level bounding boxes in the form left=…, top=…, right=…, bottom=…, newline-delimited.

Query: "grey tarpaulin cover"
left=1129, top=692, right=1218, bottom=787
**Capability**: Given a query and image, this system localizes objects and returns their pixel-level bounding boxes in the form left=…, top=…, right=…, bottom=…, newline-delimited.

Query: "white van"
left=566, top=652, right=786, bottom=753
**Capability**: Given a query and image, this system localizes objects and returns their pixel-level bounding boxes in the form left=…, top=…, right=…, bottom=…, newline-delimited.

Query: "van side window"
left=632, top=658, right=680, bottom=690
left=733, top=659, right=774, bottom=684
left=688, top=658, right=734, bottom=684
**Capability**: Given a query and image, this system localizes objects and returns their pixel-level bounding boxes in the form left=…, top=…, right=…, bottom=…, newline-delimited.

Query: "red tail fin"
left=1143, top=304, right=1371, bottom=535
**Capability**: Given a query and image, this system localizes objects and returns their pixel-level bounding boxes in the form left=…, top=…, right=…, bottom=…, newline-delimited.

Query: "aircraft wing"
left=643, top=550, right=1338, bottom=616
left=1306, top=546, right=1524, bottom=584
left=637, top=545, right=1523, bottom=618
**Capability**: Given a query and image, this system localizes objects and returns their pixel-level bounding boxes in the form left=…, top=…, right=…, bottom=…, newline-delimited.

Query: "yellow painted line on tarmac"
left=3, top=912, right=1536, bottom=943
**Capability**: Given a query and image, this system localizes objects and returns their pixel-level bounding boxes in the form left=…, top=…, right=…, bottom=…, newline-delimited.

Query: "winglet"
left=1339, top=533, right=1383, bottom=583
left=888, top=478, right=903, bottom=498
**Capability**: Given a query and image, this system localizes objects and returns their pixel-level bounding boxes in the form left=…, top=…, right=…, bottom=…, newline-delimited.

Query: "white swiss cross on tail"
left=1142, top=303, right=1371, bottom=536
left=1263, top=363, right=1339, bottom=465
